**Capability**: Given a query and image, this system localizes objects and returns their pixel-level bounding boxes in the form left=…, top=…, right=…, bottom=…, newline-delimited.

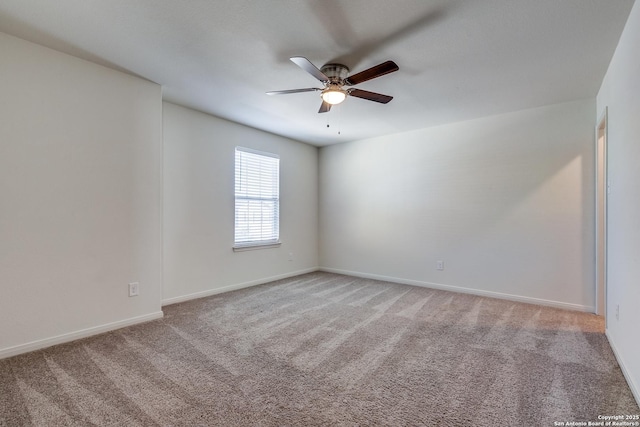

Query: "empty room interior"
left=1, top=0, right=640, bottom=425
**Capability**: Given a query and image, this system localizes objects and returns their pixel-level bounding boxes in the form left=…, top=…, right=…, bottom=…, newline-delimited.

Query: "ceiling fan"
left=267, top=56, right=399, bottom=113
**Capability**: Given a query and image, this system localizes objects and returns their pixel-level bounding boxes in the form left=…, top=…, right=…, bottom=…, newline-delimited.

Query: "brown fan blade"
left=290, top=57, right=329, bottom=83
left=345, top=61, right=399, bottom=86
left=318, top=100, right=332, bottom=113
left=266, top=88, right=321, bottom=95
left=348, top=89, right=393, bottom=104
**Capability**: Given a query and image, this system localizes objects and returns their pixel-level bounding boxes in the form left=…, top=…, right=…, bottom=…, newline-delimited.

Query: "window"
left=234, top=147, right=280, bottom=249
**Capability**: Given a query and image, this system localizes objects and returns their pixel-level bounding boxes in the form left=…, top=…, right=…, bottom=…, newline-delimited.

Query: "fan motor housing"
left=321, top=63, right=350, bottom=83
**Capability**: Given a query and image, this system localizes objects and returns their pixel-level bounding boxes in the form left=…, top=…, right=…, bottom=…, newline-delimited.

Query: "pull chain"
left=324, top=104, right=342, bottom=136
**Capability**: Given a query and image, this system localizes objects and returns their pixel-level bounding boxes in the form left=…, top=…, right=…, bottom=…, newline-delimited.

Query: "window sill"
left=233, top=242, right=282, bottom=252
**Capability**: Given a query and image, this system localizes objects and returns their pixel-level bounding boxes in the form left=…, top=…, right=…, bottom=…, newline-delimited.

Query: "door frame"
left=595, top=107, right=608, bottom=320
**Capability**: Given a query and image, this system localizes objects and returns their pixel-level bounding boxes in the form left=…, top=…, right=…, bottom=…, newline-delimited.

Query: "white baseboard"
left=0, top=311, right=164, bottom=360
left=606, top=330, right=640, bottom=407
left=161, top=267, right=320, bottom=306
left=319, top=267, right=595, bottom=313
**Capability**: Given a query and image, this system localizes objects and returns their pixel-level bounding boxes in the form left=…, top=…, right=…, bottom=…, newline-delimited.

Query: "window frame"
left=233, top=147, right=281, bottom=251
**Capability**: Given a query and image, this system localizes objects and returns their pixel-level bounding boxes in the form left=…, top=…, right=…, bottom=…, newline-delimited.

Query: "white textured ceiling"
left=0, top=0, right=635, bottom=146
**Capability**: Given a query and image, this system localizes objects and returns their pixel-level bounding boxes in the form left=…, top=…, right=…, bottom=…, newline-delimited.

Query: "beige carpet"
left=1, top=272, right=638, bottom=426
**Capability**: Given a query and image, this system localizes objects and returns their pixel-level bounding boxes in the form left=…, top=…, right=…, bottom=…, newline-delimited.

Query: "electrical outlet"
left=616, top=304, right=620, bottom=321
left=288, top=252, right=294, bottom=261
left=129, top=282, right=139, bottom=297
left=436, top=260, right=444, bottom=271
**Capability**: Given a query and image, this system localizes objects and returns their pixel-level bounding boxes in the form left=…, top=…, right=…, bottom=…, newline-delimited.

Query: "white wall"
left=597, top=0, right=640, bottom=403
left=320, top=99, right=595, bottom=311
left=162, top=102, right=318, bottom=304
left=0, top=33, right=163, bottom=358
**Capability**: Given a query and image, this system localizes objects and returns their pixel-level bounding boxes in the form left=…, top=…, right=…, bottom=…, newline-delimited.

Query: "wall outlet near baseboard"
left=129, top=282, right=139, bottom=297
left=288, top=252, right=294, bottom=261
left=436, top=260, right=444, bottom=271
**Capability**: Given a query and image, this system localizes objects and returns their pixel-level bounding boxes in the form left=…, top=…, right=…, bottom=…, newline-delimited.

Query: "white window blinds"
left=234, top=147, right=280, bottom=247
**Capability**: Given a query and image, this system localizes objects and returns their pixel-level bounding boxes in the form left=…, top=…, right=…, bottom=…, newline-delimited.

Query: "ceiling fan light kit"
left=321, top=86, right=347, bottom=105
left=267, top=56, right=398, bottom=113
